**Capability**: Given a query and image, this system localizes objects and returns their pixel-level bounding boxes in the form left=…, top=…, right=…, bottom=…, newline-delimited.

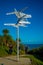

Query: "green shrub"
left=22, top=55, right=43, bottom=65
left=0, top=46, right=8, bottom=57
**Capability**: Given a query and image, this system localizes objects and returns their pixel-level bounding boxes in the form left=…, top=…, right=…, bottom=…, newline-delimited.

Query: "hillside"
left=28, top=46, right=43, bottom=61
left=0, top=29, right=25, bottom=57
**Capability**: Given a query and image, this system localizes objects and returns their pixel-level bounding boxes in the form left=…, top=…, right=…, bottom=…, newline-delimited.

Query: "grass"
left=0, top=46, right=17, bottom=57
left=22, top=55, right=43, bottom=65
left=0, top=45, right=25, bottom=57
left=0, top=46, right=8, bottom=57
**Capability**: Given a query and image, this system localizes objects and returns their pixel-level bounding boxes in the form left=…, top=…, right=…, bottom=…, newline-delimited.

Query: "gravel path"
left=0, top=56, right=31, bottom=65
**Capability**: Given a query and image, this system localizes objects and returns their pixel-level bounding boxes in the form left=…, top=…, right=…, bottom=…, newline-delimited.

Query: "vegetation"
left=22, top=55, right=43, bottom=65
left=0, top=29, right=43, bottom=65
left=0, top=29, right=25, bottom=57
left=23, top=44, right=43, bottom=65
left=28, top=46, right=43, bottom=61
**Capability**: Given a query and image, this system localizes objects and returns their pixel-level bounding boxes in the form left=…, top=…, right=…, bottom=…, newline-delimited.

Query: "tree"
left=2, top=29, right=16, bottom=46
left=0, top=35, right=3, bottom=46
left=16, top=38, right=21, bottom=43
left=2, top=29, right=9, bottom=36
left=2, top=29, right=9, bottom=46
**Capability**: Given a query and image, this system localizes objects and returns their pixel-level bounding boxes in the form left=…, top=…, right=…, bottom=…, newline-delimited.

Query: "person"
left=9, top=44, right=13, bottom=54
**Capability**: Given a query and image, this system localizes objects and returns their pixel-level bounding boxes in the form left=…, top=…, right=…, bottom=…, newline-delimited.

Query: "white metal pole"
left=17, top=26, right=19, bottom=61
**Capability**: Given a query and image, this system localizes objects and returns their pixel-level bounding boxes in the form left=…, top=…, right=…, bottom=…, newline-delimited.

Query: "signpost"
left=4, top=7, right=32, bottom=61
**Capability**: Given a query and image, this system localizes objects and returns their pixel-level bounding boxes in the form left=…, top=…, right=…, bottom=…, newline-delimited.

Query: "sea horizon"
left=23, top=43, right=43, bottom=50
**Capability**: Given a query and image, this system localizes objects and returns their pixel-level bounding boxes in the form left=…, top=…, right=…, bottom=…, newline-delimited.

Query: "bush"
left=0, top=46, right=8, bottom=57
left=23, top=55, right=43, bottom=65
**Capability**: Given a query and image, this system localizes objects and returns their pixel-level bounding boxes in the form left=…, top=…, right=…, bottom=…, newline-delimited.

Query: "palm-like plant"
left=2, top=29, right=16, bottom=46
left=2, top=29, right=9, bottom=46
left=0, top=35, right=3, bottom=46
left=2, top=29, right=9, bottom=36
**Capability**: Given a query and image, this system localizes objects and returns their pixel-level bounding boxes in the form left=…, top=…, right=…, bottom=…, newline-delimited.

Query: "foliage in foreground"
left=28, top=46, right=43, bottom=61
left=22, top=55, right=43, bottom=65
left=0, top=29, right=25, bottom=57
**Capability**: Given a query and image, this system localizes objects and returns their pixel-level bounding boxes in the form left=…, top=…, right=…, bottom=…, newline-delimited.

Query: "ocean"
left=24, top=44, right=43, bottom=50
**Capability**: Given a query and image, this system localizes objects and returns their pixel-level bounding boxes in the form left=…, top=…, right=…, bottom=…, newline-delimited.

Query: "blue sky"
left=0, top=0, right=43, bottom=44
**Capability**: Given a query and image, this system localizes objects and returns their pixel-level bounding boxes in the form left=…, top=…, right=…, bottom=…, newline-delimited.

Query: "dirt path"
left=0, top=56, right=31, bottom=65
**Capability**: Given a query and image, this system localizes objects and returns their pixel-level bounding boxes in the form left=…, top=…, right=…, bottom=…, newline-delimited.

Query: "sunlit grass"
left=22, top=55, right=43, bottom=65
